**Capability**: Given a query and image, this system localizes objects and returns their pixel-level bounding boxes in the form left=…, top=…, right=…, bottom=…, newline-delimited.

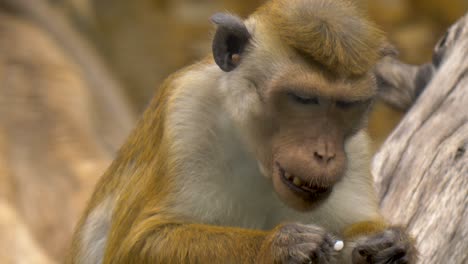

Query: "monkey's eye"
left=336, top=100, right=357, bottom=109
left=288, top=92, right=319, bottom=105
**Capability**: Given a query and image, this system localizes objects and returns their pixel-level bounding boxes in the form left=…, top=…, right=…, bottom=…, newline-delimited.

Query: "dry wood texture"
left=373, top=13, right=468, bottom=264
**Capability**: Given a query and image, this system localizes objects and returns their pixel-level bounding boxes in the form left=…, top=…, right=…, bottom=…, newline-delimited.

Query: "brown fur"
left=257, top=0, right=386, bottom=77
left=69, top=60, right=221, bottom=263
left=343, top=220, right=388, bottom=239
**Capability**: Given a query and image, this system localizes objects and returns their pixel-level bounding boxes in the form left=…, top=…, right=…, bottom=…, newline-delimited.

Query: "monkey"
left=68, top=0, right=417, bottom=263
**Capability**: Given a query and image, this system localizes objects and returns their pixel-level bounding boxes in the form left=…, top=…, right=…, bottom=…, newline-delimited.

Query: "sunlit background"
left=64, top=0, right=468, bottom=144
left=0, top=0, right=466, bottom=263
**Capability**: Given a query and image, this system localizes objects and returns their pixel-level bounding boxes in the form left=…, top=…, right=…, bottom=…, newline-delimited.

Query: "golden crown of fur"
left=258, top=0, right=386, bottom=76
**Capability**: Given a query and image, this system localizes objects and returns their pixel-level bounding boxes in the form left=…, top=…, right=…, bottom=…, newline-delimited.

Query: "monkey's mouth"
left=276, top=162, right=332, bottom=201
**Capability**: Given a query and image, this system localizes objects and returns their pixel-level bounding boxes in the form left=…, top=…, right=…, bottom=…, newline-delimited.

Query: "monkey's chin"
left=272, top=164, right=332, bottom=212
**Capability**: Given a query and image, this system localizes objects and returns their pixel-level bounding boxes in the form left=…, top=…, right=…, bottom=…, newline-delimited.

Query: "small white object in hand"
left=333, top=240, right=344, bottom=251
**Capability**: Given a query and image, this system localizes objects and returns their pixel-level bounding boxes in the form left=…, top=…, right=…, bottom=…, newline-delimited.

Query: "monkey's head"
left=211, top=0, right=395, bottom=211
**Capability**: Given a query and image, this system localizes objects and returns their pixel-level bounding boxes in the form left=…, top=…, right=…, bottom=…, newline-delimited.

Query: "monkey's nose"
left=313, top=151, right=336, bottom=165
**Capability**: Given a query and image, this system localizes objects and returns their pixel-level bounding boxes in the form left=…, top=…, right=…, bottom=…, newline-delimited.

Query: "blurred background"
left=0, top=0, right=466, bottom=263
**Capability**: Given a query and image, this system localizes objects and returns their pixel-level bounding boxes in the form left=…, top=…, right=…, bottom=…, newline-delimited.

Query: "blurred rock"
left=78, top=0, right=264, bottom=112
left=0, top=4, right=133, bottom=261
left=0, top=201, right=53, bottom=264
left=367, top=0, right=412, bottom=27
left=392, top=21, right=438, bottom=64
left=413, top=0, right=468, bottom=25
left=367, top=102, right=404, bottom=152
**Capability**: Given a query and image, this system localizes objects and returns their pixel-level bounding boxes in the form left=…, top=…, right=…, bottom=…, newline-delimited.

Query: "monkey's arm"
left=103, top=216, right=339, bottom=264
left=103, top=219, right=268, bottom=264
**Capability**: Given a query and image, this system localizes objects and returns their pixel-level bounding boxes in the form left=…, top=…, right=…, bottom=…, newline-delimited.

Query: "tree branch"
left=373, top=13, right=468, bottom=264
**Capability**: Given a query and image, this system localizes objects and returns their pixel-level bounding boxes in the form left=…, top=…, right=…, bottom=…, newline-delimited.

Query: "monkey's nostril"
left=314, top=152, right=335, bottom=164
left=314, top=152, right=324, bottom=161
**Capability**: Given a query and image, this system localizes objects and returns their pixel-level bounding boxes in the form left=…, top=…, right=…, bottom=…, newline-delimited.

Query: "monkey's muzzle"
left=276, top=162, right=332, bottom=202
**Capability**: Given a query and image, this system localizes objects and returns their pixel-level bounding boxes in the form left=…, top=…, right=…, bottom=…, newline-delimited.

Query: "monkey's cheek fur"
left=272, top=163, right=332, bottom=211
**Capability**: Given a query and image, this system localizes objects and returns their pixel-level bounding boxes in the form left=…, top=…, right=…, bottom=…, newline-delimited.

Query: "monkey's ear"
left=211, top=13, right=251, bottom=72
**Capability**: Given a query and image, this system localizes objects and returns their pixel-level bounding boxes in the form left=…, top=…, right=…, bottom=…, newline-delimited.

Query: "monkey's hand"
left=258, top=223, right=337, bottom=264
left=351, top=227, right=417, bottom=264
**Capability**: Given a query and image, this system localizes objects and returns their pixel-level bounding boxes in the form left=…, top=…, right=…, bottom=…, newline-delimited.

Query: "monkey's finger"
left=287, top=243, right=312, bottom=264
left=372, top=245, right=408, bottom=264
left=359, top=235, right=395, bottom=251
left=291, top=233, right=327, bottom=244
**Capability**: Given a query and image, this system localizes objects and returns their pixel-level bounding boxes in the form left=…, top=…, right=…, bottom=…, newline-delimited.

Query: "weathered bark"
left=373, top=14, right=468, bottom=264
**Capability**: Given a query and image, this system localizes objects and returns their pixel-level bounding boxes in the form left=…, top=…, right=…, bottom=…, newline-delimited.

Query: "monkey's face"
left=210, top=11, right=385, bottom=211
left=260, top=68, right=375, bottom=211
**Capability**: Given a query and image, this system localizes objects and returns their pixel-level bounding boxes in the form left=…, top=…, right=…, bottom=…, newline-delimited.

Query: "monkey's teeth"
left=285, top=172, right=293, bottom=180
left=292, top=176, right=302, bottom=186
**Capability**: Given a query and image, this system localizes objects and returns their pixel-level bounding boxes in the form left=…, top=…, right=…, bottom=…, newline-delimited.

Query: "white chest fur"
left=167, top=72, right=276, bottom=228
left=167, top=67, right=380, bottom=233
